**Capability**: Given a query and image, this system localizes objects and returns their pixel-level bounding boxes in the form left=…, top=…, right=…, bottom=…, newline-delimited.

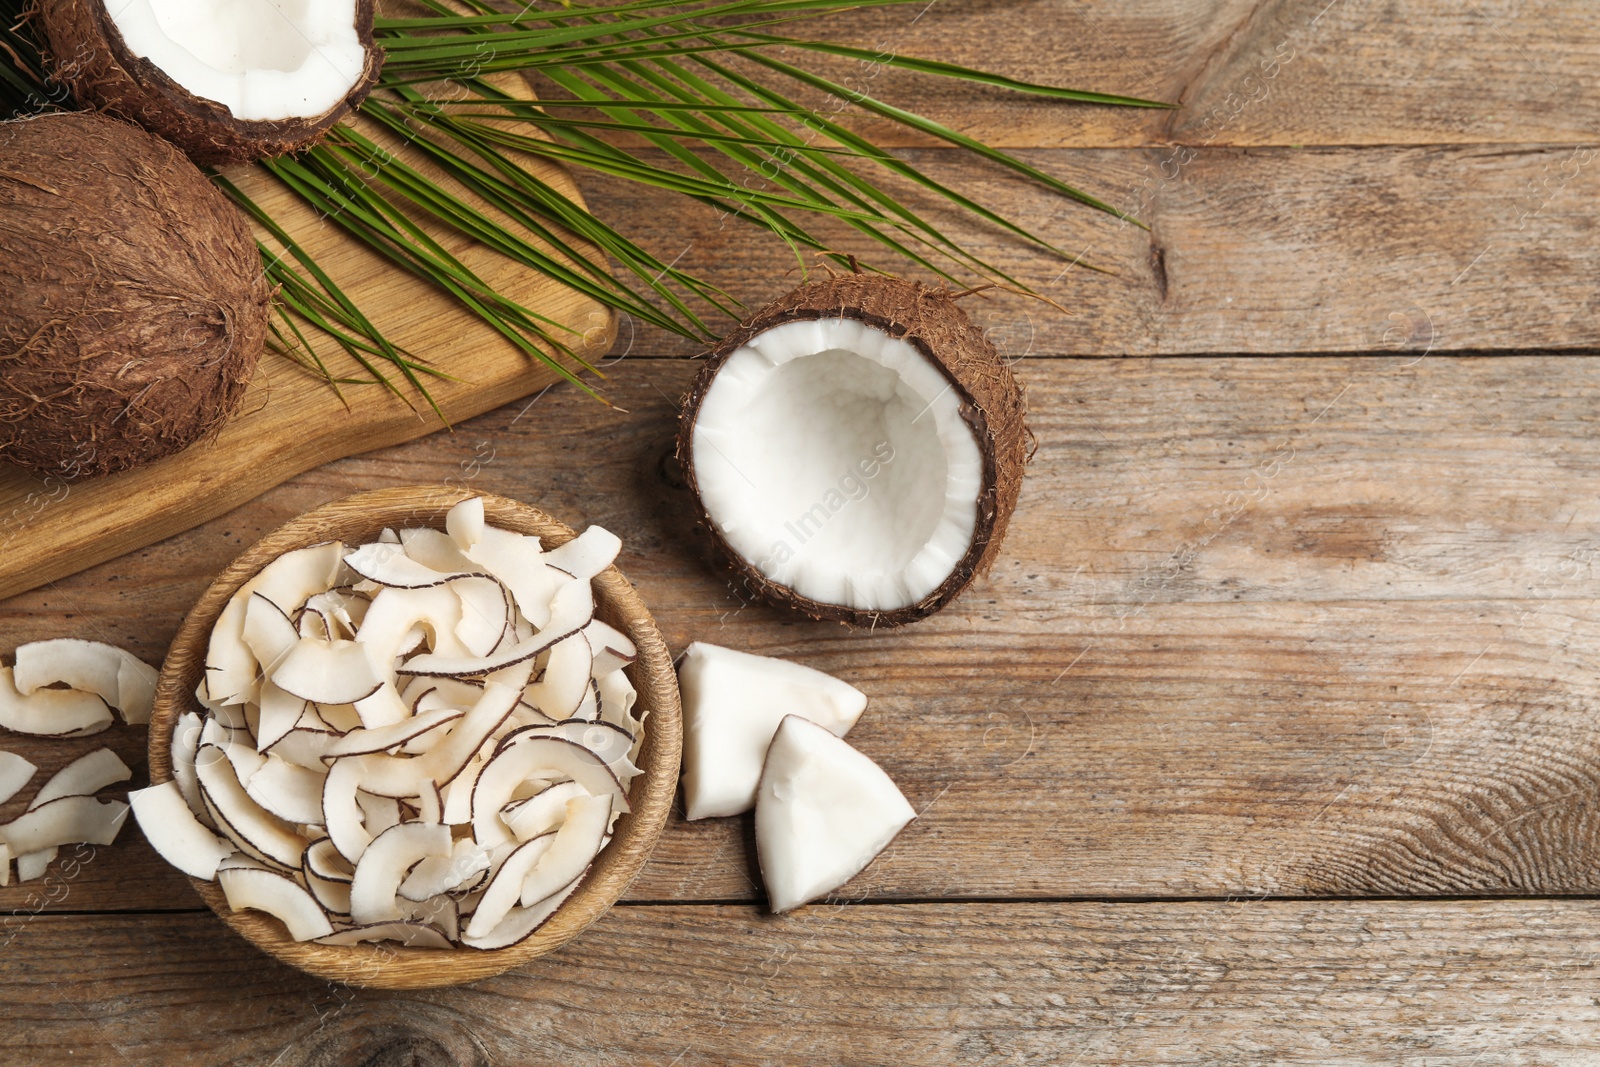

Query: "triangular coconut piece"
left=754, top=715, right=915, bottom=914
left=677, top=643, right=867, bottom=820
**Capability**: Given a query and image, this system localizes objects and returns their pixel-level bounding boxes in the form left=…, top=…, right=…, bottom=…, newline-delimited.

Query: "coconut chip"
left=141, top=499, right=641, bottom=949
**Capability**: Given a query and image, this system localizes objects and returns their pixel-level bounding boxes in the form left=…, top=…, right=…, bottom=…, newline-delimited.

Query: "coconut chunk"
left=344, top=541, right=486, bottom=590
left=460, top=874, right=584, bottom=951
left=516, top=795, right=612, bottom=909
left=465, top=800, right=601, bottom=941
left=349, top=821, right=452, bottom=925
left=241, top=593, right=300, bottom=680
left=29, top=748, right=132, bottom=808
left=678, top=643, right=867, bottom=820
left=205, top=542, right=347, bottom=705
left=464, top=525, right=562, bottom=629
left=195, top=743, right=305, bottom=868
left=218, top=866, right=334, bottom=942
left=356, top=791, right=402, bottom=839
left=501, top=780, right=587, bottom=843
left=472, top=737, right=627, bottom=849
left=0, top=751, right=37, bottom=806
left=545, top=526, right=622, bottom=582
left=11, top=639, right=159, bottom=724
left=351, top=682, right=413, bottom=732
left=0, top=794, right=129, bottom=854
left=583, top=620, right=638, bottom=678
left=320, top=759, right=372, bottom=865
left=755, top=716, right=915, bottom=914
left=399, top=837, right=491, bottom=902
left=455, top=576, right=514, bottom=657
left=400, top=527, right=477, bottom=575
left=304, top=837, right=352, bottom=883
left=298, top=589, right=367, bottom=642
left=244, top=755, right=327, bottom=826
left=129, top=780, right=235, bottom=880
left=322, top=707, right=465, bottom=760
left=0, top=665, right=113, bottom=736
left=445, top=497, right=486, bottom=549
left=16, top=847, right=57, bottom=882
left=309, top=701, right=364, bottom=735
left=522, top=634, right=593, bottom=720
left=255, top=680, right=309, bottom=753
left=263, top=727, right=336, bottom=770
left=271, top=639, right=382, bottom=706
left=356, top=583, right=475, bottom=672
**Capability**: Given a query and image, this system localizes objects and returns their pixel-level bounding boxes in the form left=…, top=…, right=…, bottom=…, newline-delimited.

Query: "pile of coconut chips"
left=0, top=639, right=157, bottom=883
left=131, top=498, right=646, bottom=951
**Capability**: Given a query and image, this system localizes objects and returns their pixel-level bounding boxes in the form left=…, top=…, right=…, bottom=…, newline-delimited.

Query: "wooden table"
left=7, top=1, right=1600, bottom=1062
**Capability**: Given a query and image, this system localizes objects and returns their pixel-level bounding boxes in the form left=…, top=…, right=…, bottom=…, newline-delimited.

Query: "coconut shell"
left=678, top=274, right=1029, bottom=628
left=32, top=0, right=383, bottom=166
left=0, top=110, right=270, bottom=479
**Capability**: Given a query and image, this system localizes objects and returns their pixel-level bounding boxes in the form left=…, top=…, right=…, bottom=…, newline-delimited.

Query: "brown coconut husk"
left=31, top=0, right=383, bottom=166
left=0, top=110, right=270, bottom=479
left=678, top=273, right=1029, bottom=628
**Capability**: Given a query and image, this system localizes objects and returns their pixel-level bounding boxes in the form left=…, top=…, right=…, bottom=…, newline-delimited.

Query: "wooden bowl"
left=148, top=485, right=681, bottom=989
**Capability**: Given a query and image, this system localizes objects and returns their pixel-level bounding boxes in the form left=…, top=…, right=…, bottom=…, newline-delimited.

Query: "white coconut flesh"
left=691, top=318, right=984, bottom=611
left=108, top=0, right=370, bottom=122
left=677, top=642, right=866, bottom=821
left=754, top=715, right=915, bottom=914
left=0, top=751, right=37, bottom=807
left=0, top=744, right=135, bottom=883
left=133, top=499, right=645, bottom=950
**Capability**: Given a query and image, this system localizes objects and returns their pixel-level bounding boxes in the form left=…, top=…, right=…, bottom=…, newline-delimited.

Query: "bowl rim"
left=148, top=484, right=681, bottom=989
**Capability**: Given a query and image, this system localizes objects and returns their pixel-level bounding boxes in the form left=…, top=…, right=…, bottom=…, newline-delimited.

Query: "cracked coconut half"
left=37, top=0, right=383, bottom=165
left=680, top=274, right=1028, bottom=627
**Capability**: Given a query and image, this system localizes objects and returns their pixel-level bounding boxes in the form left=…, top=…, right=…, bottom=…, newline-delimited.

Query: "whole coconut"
left=0, top=110, right=270, bottom=479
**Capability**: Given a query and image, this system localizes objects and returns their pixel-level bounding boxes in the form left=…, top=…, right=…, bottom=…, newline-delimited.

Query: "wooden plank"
left=8, top=357, right=1600, bottom=909
left=567, top=141, right=1600, bottom=357
left=706, top=0, right=1600, bottom=148
left=0, top=75, right=614, bottom=602
left=4, top=901, right=1600, bottom=1064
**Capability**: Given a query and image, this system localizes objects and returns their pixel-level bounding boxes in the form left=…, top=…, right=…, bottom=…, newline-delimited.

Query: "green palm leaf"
left=0, top=0, right=1168, bottom=415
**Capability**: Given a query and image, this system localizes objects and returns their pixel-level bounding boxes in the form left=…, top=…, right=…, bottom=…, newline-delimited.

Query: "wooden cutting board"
left=0, top=82, right=614, bottom=602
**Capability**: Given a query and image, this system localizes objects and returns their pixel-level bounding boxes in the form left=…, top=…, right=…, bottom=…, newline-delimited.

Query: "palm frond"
left=1, top=0, right=1169, bottom=416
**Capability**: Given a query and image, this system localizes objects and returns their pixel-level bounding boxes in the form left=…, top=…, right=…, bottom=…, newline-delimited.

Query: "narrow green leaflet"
left=0, top=0, right=1167, bottom=416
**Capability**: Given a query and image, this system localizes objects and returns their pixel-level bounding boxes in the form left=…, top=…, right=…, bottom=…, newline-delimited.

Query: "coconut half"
left=37, top=0, right=383, bottom=165
left=680, top=275, right=1028, bottom=627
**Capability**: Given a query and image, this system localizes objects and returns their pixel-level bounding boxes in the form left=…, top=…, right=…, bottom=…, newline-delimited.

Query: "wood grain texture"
left=145, top=486, right=681, bottom=988
left=690, top=0, right=1600, bottom=149
left=7, top=357, right=1600, bottom=912
left=0, top=81, right=614, bottom=602
left=567, top=141, right=1600, bottom=357
left=5, top=901, right=1600, bottom=1065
